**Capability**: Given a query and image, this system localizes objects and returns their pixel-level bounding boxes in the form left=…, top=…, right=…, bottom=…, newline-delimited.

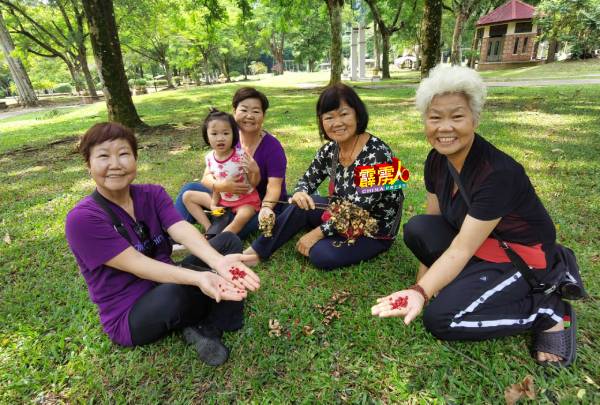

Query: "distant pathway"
left=296, top=77, right=600, bottom=90
left=0, top=104, right=78, bottom=121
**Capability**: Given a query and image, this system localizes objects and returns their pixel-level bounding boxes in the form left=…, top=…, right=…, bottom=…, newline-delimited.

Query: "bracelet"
left=408, top=284, right=429, bottom=306
left=261, top=204, right=274, bottom=209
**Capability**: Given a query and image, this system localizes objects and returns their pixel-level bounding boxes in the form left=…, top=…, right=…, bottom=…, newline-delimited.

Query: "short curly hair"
left=415, top=65, right=486, bottom=123
left=78, top=122, right=138, bottom=165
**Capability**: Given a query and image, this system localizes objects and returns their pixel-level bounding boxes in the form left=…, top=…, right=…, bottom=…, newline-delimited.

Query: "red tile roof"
left=476, top=0, right=535, bottom=26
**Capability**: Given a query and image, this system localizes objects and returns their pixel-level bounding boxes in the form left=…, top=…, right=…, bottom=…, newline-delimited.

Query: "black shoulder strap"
left=90, top=190, right=134, bottom=245
left=446, top=160, right=553, bottom=293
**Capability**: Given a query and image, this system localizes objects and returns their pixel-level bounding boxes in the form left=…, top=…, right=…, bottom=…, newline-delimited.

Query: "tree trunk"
left=420, top=0, right=442, bottom=79
left=163, top=58, right=175, bottom=88
left=65, top=60, right=84, bottom=94
left=243, top=54, right=249, bottom=80
left=79, top=51, right=99, bottom=97
left=468, top=29, right=478, bottom=68
left=381, top=31, right=391, bottom=79
left=81, top=0, right=144, bottom=128
left=203, top=54, right=210, bottom=84
left=0, top=11, right=37, bottom=106
left=374, top=23, right=381, bottom=70
left=546, top=39, right=559, bottom=63
left=326, top=0, right=343, bottom=86
left=450, top=11, right=467, bottom=65
left=269, top=33, right=285, bottom=75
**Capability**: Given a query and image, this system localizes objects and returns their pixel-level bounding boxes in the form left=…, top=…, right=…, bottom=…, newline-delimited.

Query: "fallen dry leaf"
left=268, top=319, right=281, bottom=337
left=504, top=375, right=536, bottom=405
left=302, top=325, right=315, bottom=336
left=577, top=389, right=586, bottom=400
left=315, top=291, right=351, bottom=326
left=584, top=374, right=599, bottom=388
left=3, top=233, right=11, bottom=245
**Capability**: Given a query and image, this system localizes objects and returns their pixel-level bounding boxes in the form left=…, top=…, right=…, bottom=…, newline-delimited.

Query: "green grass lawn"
left=1, top=79, right=599, bottom=403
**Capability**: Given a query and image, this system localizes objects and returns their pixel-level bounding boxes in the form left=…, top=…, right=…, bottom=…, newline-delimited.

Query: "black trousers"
left=403, top=215, right=564, bottom=341
left=251, top=195, right=393, bottom=270
left=128, top=232, right=244, bottom=346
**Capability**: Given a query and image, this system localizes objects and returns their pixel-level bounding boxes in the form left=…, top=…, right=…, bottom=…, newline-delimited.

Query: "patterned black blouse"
left=294, top=135, right=404, bottom=237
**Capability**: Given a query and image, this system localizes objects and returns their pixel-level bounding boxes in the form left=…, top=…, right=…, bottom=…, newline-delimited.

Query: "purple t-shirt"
left=238, top=131, right=288, bottom=201
left=65, top=184, right=183, bottom=346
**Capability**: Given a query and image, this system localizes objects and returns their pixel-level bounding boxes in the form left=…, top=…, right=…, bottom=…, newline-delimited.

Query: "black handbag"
left=447, top=161, right=587, bottom=300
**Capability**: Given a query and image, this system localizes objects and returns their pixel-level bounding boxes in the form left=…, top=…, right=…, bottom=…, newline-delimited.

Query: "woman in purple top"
left=65, top=122, right=260, bottom=366
left=175, top=87, right=288, bottom=239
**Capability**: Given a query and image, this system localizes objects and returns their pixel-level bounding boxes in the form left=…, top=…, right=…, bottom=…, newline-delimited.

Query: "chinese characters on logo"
left=354, top=157, right=409, bottom=194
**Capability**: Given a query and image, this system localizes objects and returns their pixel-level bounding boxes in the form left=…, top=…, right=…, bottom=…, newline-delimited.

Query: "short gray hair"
left=415, top=65, right=486, bottom=123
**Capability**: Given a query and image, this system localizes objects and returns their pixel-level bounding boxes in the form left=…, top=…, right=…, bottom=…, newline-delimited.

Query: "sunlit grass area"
left=1, top=81, right=599, bottom=403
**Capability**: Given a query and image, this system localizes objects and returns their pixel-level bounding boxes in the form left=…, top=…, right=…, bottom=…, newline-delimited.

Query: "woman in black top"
left=244, top=84, right=403, bottom=270
left=372, top=65, right=576, bottom=366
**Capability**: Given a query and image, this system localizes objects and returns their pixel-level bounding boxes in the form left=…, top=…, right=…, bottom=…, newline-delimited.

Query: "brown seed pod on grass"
left=327, top=200, right=378, bottom=246
left=258, top=213, right=275, bottom=237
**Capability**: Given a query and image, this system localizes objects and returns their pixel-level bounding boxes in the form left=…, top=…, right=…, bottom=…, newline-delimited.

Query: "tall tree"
left=537, top=0, right=600, bottom=61
left=365, top=0, right=413, bottom=79
left=448, top=0, right=477, bottom=65
left=420, top=0, right=442, bottom=78
left=0, top=10, right=37, bottom=105
left=0, top=0, right=98, bottom=97
left=118, top=0, right=178, bottom=88
left=81, top=0, right=144, bottom=127
left=291, top=2, right=330, bottom=72
left=325, top=0, right=344, bottom=85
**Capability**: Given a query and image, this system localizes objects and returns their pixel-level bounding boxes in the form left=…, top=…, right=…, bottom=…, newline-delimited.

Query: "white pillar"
left=358, top=25, right=367, bottom=79
left=350, top=27, right=358, bottom=81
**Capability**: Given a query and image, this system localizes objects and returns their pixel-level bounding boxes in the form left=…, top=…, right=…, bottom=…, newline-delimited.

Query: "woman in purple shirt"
left=65, top=122, right=260, bottom=366
left=175, top=87, right=288, bottom=239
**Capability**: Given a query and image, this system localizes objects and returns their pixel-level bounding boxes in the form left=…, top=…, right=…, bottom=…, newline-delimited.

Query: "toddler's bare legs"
left=223, top=205, right=256, bottom=234
left=182, top=190, right=212, bottom=230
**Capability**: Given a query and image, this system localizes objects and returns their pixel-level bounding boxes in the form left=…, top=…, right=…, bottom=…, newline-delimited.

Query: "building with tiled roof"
left=473, top=0, right=543, bottom=70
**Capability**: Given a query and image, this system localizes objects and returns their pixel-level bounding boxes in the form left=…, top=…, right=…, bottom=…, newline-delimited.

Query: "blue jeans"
left=175, top=182, right=282, bottom=241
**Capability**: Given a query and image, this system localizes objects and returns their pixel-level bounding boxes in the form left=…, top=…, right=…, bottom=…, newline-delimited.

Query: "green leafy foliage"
left=536, top=0, right=600, bottom=59
left=52, top=82, right=72, bottom=93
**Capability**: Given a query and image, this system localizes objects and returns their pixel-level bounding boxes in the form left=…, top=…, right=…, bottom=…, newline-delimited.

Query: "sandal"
left=532, top=302, right=576, bottom=367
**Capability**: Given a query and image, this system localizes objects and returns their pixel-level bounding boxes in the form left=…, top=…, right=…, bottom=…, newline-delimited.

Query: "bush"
left=229, top=71, right=241, bottom=78
left=53, top=83, right=72, bottom=93
left=172, top=76, right=182, bottom=85
left=134, top=78, right=147, bottom=86
left=95, top=82, right=104, bottom=90
left=249, top=61, right=268, bottom=75
left=154, top=79, right=168, bottom=86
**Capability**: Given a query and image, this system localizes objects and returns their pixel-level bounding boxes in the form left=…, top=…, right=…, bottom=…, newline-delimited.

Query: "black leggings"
left=403, top=215, right=564, bottom=341
left=128, top=232, right=244, bottom=346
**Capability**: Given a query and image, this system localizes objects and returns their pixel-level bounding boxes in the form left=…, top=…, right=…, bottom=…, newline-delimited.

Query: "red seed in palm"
left=391, top=296, right=408, bottom=309
left=229, top=267, right=247, bottom=280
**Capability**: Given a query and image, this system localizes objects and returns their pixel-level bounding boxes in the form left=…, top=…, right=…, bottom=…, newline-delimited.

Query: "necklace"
left=339, top=134, right=361, bottom=166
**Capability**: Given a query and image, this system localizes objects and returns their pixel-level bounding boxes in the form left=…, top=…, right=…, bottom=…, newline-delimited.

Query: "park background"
left=2, top=0, right=600, bottom=403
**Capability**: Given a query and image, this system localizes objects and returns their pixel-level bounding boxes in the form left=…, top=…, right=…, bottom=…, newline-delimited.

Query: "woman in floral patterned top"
left=244, top=84, right=404, bottom=270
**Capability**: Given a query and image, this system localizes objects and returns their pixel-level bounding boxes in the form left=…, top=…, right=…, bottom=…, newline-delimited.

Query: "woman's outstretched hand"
left=371, top=289, right=425, bottom=325
left=196, top=272, right=247, bottom=302
left=290, top=191, right=315, bottom=210
left=214, top=254, right=261, bottom=292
